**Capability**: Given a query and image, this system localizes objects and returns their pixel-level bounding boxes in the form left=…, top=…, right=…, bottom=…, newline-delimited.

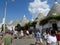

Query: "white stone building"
left=42, top=2, right=60, bottom=30
left=7, top=15, right=29, bottom=30
left=35, top=11, right=45, bottom=29
left=0, top=15, right=29, bottom=31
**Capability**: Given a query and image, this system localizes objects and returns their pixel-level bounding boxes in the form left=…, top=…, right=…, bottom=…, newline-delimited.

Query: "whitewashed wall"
left=42, top=21, right=60, bottom=30
left=57, top=21, right=60, bottom=27
left=57, top=21, right=60, bottom=30
left=43, top=22, right=52, bottom=29
left=7, top=25, right=15, bottom=30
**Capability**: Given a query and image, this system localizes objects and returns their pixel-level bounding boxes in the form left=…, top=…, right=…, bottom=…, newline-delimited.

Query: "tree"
left=40, top=14, right=60, bottom=25
left=24, top=22, right=32, bottom=30
left=15, top=24, right=21, bottom=32
left=31, top=21, right=37, bottom=28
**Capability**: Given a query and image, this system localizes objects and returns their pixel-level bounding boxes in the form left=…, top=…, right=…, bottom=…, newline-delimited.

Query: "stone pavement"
left=12, top=39, right=36, bottom=45
left=12, top=38, right=46, bottom=45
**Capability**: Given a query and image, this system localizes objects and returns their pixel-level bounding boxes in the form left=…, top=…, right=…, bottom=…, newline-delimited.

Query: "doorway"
left=52, top=23, right=58, bottom=30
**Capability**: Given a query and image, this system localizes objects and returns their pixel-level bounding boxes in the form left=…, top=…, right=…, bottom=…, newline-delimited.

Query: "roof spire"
left=24, top=15, right=26, bottom=17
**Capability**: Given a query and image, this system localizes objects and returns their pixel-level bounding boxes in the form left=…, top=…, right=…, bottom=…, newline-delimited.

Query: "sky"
left=0, top=0, right=60, bottom=23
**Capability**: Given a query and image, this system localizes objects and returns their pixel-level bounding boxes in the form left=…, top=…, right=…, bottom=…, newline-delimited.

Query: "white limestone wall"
left=41, top=21, right=60, bottom=30
left=7, top=25, right=15, bottom=30
left=43, top=23, right=49, bottom=28
left=43, top=22, right=52, bottom=29
left=57, top=21, right=60, bottom=27
left=57, top=21, right=60, bottom=30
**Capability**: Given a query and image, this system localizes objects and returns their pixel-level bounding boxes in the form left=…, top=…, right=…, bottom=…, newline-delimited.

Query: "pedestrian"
left=14, top=30, right=18, bottom=39
left=14, top=30, right=18, bottom=36
left=36, top=30, right=43, bottom=45
left=44, top=31, right=50, bottom=40
left=56, top=30, right=60, bottom=45
left=32, top=31, right=35, bottom=39
left=1, top=31, right=12, bottom=45
left=23, top=29, right=27, bottom=36
left=26, top=30, right=29, bottom=35
left=47, top=30, right=57, bottom=45
left=20, top=30, right=24, bottom=38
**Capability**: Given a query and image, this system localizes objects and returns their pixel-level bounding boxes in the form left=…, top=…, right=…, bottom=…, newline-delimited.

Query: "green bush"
left=40, top=14, right=60, bottom=25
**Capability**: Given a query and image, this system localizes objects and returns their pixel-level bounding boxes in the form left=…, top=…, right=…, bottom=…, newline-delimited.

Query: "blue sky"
left=0, top=0, right=60, bottom=22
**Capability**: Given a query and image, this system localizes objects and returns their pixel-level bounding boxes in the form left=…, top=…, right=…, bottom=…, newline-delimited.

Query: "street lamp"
left=3, top=0, right=15, bottom=33
left=3, top=1, right=7, bottom=33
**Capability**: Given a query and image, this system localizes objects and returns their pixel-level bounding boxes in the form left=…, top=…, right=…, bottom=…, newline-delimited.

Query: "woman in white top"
left=47, top=30, right=57, bottom=45
left=26, top=30, right=29, bottom=35
left=21, top=30, right=24, bottom=36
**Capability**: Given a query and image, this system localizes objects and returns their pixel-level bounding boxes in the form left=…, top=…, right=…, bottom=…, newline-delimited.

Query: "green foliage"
left=15, top=21, right=37, bottom=30
left=40, top=14, right=60, bottom=25
left=31, top=21, right=37, bottom=28
left=24, top=22, right=32, bottom=30
left=24, top=21, right=37, bottom=30
left=15, top=24, right=21, bottom=32
left=20, top=26, right=24, bottom=30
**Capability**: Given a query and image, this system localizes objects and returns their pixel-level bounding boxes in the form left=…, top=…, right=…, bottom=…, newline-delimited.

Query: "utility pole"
left=3, top=1, right=7, bottom=33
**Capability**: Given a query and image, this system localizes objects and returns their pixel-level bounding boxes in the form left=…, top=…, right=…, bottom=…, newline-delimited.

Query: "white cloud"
left=28, top=0, right=50, bottom=19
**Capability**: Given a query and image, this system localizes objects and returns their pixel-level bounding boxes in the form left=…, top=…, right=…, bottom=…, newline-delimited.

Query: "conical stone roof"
left=35, top=12, right=45, bottom=22
left=35, top=12, right=45, bottom=24
left=8, top=20, right=20, bottom=26
left=20, top=15, right=29, bottom=26
left=48, top=2, right=60, bottom=16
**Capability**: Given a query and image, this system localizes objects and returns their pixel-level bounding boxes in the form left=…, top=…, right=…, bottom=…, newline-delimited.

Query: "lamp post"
left=3, top=0, right=15, bottom=33
left=3, top=1, right=7, bottom=33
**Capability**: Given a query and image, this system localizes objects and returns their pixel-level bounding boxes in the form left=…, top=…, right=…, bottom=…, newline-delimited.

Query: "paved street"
left=12, top=38, right=46, bottom=45
left=12, top=39, right=36, bottom=45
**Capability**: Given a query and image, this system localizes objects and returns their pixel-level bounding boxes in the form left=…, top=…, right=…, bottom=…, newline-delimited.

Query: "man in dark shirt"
left=56, top=30, right=60, bottom=45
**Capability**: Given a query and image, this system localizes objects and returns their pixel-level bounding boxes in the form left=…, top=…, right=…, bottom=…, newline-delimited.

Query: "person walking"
left=20, top=30, right=24, bottom=38
left=26, top=30, right=29, bottom=35
left=32, top=31, right=35, bottom=39
left=1, top=31, right=12, bottom=45
left=56, top=30, right=60, bottom=45
left=35, top=30, right=43, bottom=45
left=47, top=30, right=57, bottom=45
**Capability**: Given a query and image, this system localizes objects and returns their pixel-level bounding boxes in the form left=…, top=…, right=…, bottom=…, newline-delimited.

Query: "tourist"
left=1, top=31, right=12, bottom=45
left=20, top=30, right=24, bottom=38
left=10, top=30, right=14, bottom=36
left=47, top=30, right=57, bottom=45
left=56, top=30, right=60, bottom=45
left=23, top=29, right=27, bottom=35
left=32, top=31, right=35, bottom=39
left=14, top=30, right=18, bottom=39
left=44, top=31, right=50, bottom=40
left=26, top=30, right=29, bottom=35
left=36, top=30, right=43, bottom=45
left=14, top=30, right=18, bottom=35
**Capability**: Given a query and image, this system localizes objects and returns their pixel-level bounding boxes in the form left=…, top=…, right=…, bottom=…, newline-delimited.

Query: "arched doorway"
left=52, top=23, right=58, bottom=30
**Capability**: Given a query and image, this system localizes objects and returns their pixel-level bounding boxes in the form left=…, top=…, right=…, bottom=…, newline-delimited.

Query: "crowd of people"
left=0, top=29, right=60, bottom=45
left=39, top=30, right=60, bottom=45
left=30, top=29, right=60, bottom=45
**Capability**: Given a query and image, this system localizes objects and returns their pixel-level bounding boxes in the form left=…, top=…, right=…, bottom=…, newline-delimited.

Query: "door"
left=52, top=23, right=58, bottom=30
